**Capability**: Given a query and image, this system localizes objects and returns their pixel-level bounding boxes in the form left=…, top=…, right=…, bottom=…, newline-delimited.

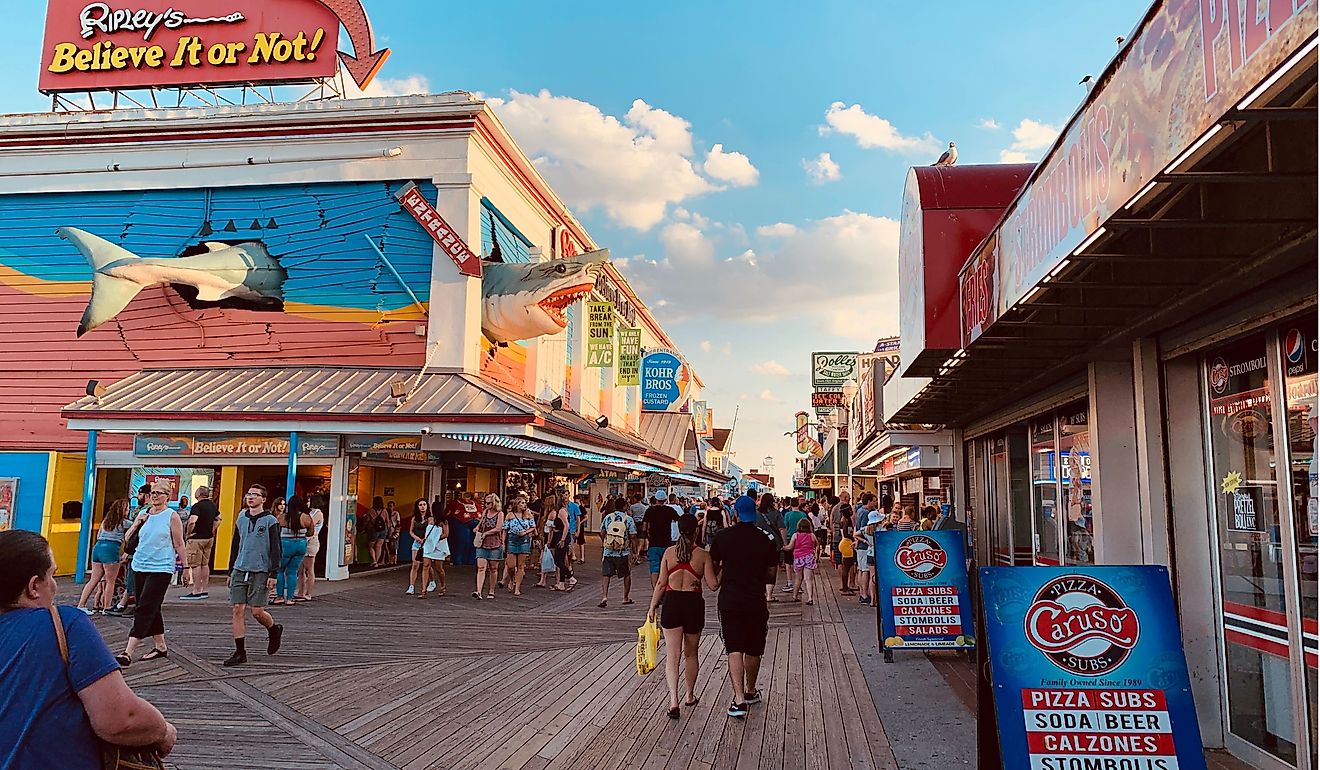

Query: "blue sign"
left=641, top=350, right=685, bottom=411
left=980, top=566, right=1205, bottom=770
left=875, top=529, right=974, bottom=649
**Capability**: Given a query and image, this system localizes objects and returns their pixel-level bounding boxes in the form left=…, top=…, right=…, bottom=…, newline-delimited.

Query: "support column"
left=74, top=430, right=97, bottom=583
left=286, top=431, right=300, bottom=501
left=1088, top=358, right=1143, bottom=564
left=325, top=456, right=350, bottom=581
left=428, top=178, right=482, bottom=373
left=1132, top=338, right=1172, bottom=567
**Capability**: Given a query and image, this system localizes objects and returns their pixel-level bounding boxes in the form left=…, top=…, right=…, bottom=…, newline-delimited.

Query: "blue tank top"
left=131, top=509, right=176, bottom=573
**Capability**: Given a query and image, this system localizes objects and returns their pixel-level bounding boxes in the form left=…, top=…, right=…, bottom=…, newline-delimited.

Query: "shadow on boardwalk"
left=78, top=554, right=900, bottom=770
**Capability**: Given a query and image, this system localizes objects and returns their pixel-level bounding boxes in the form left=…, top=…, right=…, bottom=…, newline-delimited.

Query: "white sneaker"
left=427, top=581, right=437, bottom=592
left=78, top=607, right=94, bottom=616
left=406, top=585, right=415, bottom=595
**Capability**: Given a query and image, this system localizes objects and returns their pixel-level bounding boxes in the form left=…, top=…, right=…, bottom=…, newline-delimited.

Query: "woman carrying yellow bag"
left=646, top=515, right=718, bottom=719
left=636, top=613, right=660, bottom=675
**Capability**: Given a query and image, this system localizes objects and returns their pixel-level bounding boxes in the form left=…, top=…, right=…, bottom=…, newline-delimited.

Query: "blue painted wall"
left=0, top=452, right=49, bottom=533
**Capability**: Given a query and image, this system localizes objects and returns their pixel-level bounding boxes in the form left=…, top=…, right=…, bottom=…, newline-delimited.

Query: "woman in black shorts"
left=647, top=514, right=718, bottom=719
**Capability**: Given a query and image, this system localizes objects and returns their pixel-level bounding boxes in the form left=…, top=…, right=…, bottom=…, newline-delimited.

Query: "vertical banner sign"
left=641, top=350, right=688, bottom=412
left=586, top=301, right=615, bottom=368
left=980, top=566, right=1205, bottom=770
left=616, top=328, right=641, bottom=385
left=876, top=530, right=974, bottom=650
left=394, top=182, right=482, bottom=278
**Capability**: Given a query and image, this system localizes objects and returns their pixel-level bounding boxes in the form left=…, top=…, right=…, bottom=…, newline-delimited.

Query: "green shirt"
left=783, top=509, right=808, bottom=543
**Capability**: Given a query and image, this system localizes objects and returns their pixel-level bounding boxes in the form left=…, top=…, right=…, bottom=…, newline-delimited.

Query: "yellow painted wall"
left=467, top=466, right=499, bottom=497
left=43, top=452, right=86, bottom=576
left=371, top=467, right=427, bottom=511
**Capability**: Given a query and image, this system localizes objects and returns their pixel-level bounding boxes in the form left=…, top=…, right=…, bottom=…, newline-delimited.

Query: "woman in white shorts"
left=296, top=494, right=325, bottom=602
left=417, top=507, right=450, bottom=599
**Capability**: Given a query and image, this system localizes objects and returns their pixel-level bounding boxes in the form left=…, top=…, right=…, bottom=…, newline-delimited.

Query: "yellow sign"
left=586, top=301, right=614, bottom=368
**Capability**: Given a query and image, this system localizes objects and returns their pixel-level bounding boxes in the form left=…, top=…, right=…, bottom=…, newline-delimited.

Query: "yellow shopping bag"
left=636, top=613, right=660, bottom=675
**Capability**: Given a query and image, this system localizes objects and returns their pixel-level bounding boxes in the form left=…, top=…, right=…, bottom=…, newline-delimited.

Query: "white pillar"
left=427, top=177, right=482, bottom=373
left=1088, top=357, right=1143, bottom=565
left=325, top=456, right=350, bottom=581
left=1132, top=338, right=1172, bottom=567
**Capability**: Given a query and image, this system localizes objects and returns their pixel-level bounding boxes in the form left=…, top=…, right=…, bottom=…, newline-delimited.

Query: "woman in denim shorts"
left=77, top=498, right=132, bottom=614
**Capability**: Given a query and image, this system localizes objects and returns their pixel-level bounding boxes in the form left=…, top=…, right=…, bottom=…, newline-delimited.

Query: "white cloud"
left=700, top=340, right=713, bottom=353
left=618, top=209, right=901, bottom=342
left=803, top=152, right=841, bottom=184
left=755, top=222, right=798, bottom=238
left=485, top=90, right=754, bottom=231
left=342, top=73, right=430, bottom=98
left=721, top=343, right=732, bottom=355
left=821, top=102, right=940, bottom=154
left=977, top=118, right=1001, bottom=130
left=751, top=360, right=792, bottom=377
left=998, top=118, right=1060, bottom=163
left=704, top=144, right=760, bottom=187
left=758, top=389, right=781, bottom=403
left=659, top=221, right=715, bottom=267
left=739, top=393, right=750, bottom=401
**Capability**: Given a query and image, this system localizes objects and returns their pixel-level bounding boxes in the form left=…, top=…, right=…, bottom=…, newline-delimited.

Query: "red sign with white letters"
left=395, top=182, right=482, bottom=278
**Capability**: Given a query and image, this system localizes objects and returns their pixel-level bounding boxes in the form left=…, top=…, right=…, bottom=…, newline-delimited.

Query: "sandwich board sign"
left=979, top=566, right=1205, bottom=770
left=875, top=529, right=974, bottom=653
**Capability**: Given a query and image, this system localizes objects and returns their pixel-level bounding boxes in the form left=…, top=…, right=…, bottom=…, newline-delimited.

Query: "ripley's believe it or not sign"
left=980, top=566, right=1205, bottom=770
left=876, top=530, right=974, bottom=650
left=39, top=0, right=390, bottom=93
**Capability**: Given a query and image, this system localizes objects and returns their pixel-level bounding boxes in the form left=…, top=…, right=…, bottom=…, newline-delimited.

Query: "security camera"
left=420, top=427, right=432, bottom=435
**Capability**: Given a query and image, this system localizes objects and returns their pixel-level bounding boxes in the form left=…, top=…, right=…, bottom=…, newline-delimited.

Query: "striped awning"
left=440, top=433, right=670, bottom=474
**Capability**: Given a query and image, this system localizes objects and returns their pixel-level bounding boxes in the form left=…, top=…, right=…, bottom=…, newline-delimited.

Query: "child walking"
left=786, top=519, right=818, bottom=605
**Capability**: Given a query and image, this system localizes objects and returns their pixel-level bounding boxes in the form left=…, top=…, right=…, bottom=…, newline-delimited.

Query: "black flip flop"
left=114, top=653, right=131, bottom=667
left=684, top=696, right=700, bottom=706
left=667, top=707, right=680, bottom=720
left=140, top=648, right=168, bottom=661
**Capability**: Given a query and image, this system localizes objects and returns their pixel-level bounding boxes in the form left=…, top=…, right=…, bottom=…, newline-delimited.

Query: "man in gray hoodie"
left=224, top=484, right=284, bottom=667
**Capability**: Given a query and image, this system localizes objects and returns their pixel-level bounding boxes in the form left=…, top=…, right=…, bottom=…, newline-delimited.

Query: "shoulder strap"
left=46, top=605, right=69, bottom=667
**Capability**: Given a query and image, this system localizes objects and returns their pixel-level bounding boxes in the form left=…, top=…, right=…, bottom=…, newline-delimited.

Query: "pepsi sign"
left=980, top=566, right=1205, bottom=770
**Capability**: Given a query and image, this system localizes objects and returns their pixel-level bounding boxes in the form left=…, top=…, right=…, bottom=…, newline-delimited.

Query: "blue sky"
left=2, top=1, right=1150, bottom=488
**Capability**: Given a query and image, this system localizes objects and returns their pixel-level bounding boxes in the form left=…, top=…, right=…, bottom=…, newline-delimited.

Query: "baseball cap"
left=867, top=511, right=882, bottom=525
left=734, top=495, right=757, bottom=523
left=655, top=489, right=668, bottom=501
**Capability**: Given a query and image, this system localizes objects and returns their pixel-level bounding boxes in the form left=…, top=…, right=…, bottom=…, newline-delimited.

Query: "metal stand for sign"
left=49, top=73, right=349, bottom=113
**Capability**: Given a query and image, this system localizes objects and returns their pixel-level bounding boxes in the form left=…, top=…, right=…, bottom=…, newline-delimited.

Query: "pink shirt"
left=792, top=532, right=815, bottom=560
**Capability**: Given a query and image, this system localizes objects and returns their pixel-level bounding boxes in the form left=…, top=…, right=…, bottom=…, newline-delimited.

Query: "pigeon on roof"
left=932, top=142, right=957, bottom=167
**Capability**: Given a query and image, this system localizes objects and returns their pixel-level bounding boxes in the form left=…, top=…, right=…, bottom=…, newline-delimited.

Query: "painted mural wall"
left=0, top=180, right=436, bottom=449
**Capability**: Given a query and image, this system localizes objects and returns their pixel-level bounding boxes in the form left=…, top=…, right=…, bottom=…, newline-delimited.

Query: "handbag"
left=635, top=614, right=661, bottom=675
left=46, top=605, right=167, bottom=770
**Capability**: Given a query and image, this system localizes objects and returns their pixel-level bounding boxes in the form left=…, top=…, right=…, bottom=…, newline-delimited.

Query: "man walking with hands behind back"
left=225, top=484, right=284, bottom=667
left=710, top=494, right=778, bottom=719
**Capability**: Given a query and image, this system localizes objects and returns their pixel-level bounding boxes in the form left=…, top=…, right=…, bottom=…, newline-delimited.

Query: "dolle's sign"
left=39, top=0, right=390, bottom=93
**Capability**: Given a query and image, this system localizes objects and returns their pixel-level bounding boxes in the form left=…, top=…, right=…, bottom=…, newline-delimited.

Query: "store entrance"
left=346, top=460, right=432, bottom=572
left=1200, top=315, right=1317, bottom=770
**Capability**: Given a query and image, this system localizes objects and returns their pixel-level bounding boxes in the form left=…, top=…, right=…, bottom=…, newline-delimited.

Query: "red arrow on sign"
left=318, top=0, right=391, bottom=90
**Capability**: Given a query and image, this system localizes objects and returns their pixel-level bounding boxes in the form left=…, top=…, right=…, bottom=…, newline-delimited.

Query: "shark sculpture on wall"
left=481, top=249, right=610, bottom=343
left=60, top=227, right=286, bottom=337
left=61, top=224, right=609, bottom=344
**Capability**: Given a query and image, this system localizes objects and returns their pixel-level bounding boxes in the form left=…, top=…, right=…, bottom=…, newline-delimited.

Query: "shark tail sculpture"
left=59, top=227, right=286, bottom=337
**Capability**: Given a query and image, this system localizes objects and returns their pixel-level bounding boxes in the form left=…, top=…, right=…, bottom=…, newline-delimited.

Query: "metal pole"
left=845, top=404, right=853, bottom=498
left=75, top=430, right=98, bottom=583
left=286, top=432, right=299, bottom=502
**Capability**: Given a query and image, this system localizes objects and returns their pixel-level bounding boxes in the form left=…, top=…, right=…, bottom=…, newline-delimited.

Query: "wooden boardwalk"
left=75, top=551, right=897, bottom=770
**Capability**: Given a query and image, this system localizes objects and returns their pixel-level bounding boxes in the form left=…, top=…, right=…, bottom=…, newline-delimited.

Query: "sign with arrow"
left=39, top=0, right=390, bottom=93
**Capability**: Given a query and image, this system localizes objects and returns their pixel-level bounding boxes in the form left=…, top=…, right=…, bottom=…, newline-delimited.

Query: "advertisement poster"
left=641, top=350, right=689, bottom=412
left=586, top=301, right=615, bottom=368
left=811, top=351, right=859, bottom=387
left=129, top=468, right=216, bottom=509
left=876, top=530, right=974, bottom=650
left=0, top=478, right=15, bottom=531
left=616, top=327, right=642, bottom=385
left=980, top=566, right=1205, bottom=770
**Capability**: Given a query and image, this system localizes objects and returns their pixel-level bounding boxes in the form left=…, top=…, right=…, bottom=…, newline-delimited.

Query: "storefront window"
left=1205, top=333, right=1297, bottom=764
left=1278, top=315, right=1318, bottom=764
left=1059, top=405, right=1094, bottom=565
left=1030, top=418, right=1059, bottom=565
left=988, top=430, right=1032, bottom=566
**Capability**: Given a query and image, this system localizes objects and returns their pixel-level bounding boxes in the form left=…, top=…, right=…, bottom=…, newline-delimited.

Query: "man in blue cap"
left=709, top=492, right=778, bottom=719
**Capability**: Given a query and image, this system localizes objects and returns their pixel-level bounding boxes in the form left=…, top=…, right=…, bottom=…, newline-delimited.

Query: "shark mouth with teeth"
left=537, top=284, right=594, bottom=326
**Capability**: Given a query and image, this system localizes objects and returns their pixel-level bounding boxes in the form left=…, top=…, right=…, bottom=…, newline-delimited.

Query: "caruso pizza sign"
left=38, top=0, right=390, bottom=93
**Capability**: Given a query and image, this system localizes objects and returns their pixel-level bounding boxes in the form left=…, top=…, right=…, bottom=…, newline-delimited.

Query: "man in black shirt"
left=709, top=494, right=778, bottom=719
left=642, top=494, right=680, bottom=587
left=180, top=485, right=221, bottom=600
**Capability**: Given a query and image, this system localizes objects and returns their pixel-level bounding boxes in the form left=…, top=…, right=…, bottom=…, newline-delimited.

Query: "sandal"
left=685, top=696, right=700, bottom=706
left=472, top=592, right=482, bottom=600
left=622, top=599, right=636, bottom=605
left=485, top=593, right=496, bottom=600
left=667, top=707, right=680, bottom=720
left=598, top=599, right=608, bottom=608
left=140, top=648, right=168, bottom=661
left=115, top=653, right=132, bottom=667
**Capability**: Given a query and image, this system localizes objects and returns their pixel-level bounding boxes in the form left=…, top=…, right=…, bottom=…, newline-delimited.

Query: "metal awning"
left=639, top=411, right=692, bottom=462
left=63, top=366, right=536, bottom=422
left=438, top=433, right=672, bottom=476
left=893, top=44, right=1318, bottom=426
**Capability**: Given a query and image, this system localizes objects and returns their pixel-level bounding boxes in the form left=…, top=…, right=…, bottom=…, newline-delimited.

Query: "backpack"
left=603, top=514, right=629, bottom=551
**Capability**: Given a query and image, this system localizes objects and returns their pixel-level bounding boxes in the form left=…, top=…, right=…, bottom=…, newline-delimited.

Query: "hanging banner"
left=586, top=301, right=615, bottom=368
left=641, top=349, right=689, bottom=412
left=876, top=530, right=974, bottom=650
left=794, top=411, right=824, bottom=459
left=692, top=401, right=711, bottom=437
left=616, top=327, right=641, bottom=385
left=134, top=433, right=339, bottom=457
left=980, top=566, right=1205, bottom=770
left=38, top=0, right=393, bottom=94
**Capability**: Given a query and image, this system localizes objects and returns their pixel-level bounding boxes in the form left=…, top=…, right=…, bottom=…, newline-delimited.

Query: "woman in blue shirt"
left=0, top=529, right=176, bottom=768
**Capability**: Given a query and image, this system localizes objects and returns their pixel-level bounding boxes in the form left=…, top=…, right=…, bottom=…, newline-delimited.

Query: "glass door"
left=1059, top=405, right=1095, bottom=565
left=1204, top=330, right=1312, bottom=769
left=1030, top=417, right=1060, bottom=565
